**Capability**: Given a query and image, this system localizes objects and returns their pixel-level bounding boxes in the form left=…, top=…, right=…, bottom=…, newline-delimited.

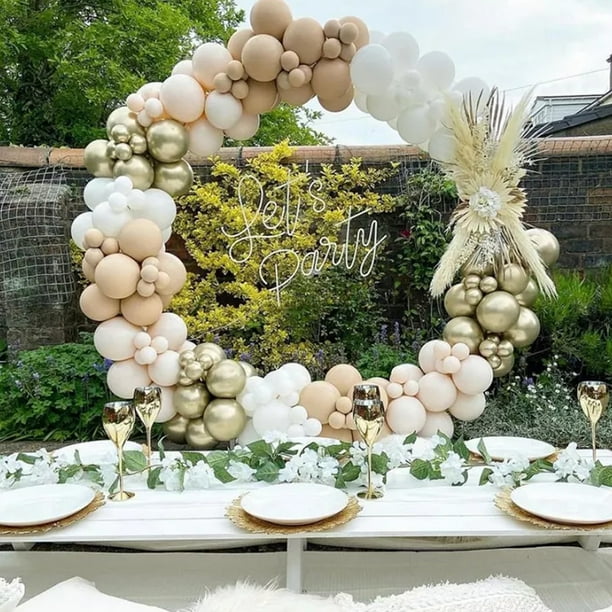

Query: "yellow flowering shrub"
left=172, top=142, right=396, bottom=372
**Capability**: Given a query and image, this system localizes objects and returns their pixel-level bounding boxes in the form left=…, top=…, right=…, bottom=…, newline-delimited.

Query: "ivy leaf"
left=403, top=433, right=417, bottom=446
left=147, top=466, right=162, bottom=489
left=334, top=473, right=346, bottom=489
left=591, top=464, right=612, bottom=487
left=57, top=464, right=82, bottom=484
left=73, top=449, right=83, bottom=465
left=476, top=438, right=492, bottom=464
left=16, top=453, right=38, bottom=465
left=276, top=441, right=299, bottom=455
left=370, top=452, right=389, bottom=475
left=524, top=459, right=554, bottom=480
left=410, top=458, right=429, bottom=480
left=213, top=465, right=236, bottom=484
left=123, top=450, right=148, bottom=472
left=342, top=462, right=361, bottom=482
left=248, top=440, right=273, bottom=458
left=453, top=437, right=470, bottom=461
left=479, top=467, right=493, bottom=486
left=180, top=451, right=206, bottom=465
left=157, top=437, right=166, bottom=461
left=255, top=461, right=279, bottom=483
left=323, top=443, right=350, bottom=457
left=109, top=475, right=119, bottom=495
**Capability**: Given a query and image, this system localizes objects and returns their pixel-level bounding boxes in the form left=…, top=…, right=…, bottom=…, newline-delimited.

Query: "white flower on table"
left=374, top=435, right=414, bottom=469
left=159, top=457, right=184, bottom=491
left=0, top=455, right=21, bottom=488
left=553, top=442, right=594, bottom=482
left=488, top=455, right=530, bottom=488
left=184, top=461, right=219, bottom=489
left=440, top=451, right=465, bottom=485
left=228, top=460, right=256, bottom=483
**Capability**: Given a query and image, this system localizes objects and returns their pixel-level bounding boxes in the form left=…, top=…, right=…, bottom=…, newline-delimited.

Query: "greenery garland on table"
left=2, top=435, right=612, bottom=494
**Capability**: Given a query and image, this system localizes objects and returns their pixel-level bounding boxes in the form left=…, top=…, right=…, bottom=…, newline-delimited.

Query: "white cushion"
left=15, top=577, right=167, bottom=612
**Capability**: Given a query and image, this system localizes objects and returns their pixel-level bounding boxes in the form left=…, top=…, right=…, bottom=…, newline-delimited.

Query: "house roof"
left=532, top=103, right=612, bottom=136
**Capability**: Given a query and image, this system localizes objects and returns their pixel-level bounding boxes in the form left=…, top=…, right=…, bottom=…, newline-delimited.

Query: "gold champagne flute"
left=577, top=381, right=609, bottom=462
left=352, top=384, right=386, bottom=500
left=102, top=401, right=136, bottom=501
left=133, top=386, right=162, bottom=468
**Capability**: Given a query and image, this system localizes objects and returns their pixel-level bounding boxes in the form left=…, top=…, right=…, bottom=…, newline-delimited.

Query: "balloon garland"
left=70, top=0, right=559, bottom=447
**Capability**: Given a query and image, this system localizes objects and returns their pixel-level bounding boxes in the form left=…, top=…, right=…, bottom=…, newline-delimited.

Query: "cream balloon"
left=192, top=42, right=232, bottom=89
left=188, top=118, right=224, bottom=156
left=160, top=75, right=205, bottom=123
left=205, top=91, right=243, bottom=130
left=452, top=355, right=493, bottom=395
left=417, top=372, right=457, bottom=412
left=386, top=397, right=426, bottom=435
left=418, top=410, right=454, bottom=439
left=148, top=350, right=180, bottom=386
left=147, top=313, right=187, bottom=351
left=448, top=391, right=486, bottom=421
left=93, top=316, right=142, bottom=361
left=107, top=359, right=152, bottom=399
left=225, top=113, right=260, bottom=140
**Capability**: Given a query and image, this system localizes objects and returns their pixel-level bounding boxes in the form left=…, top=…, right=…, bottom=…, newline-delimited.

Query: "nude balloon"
left=452, top=355, right=493, bottom=395
left=386, top=397, right=427, bottom=435
left=192, top=42, right=232, bottom=90
left=418, top=410, right=454, bottom=439
left=94, top=316, right=142, bottom=361
left=148, top=350, right=180, bottom=386
left=95, top=253, right=140, bottom=299
left=390, top=363, right=423, bottom=384
left=325, top=363, right=362, bottom=396
left=449, top=392, right=486, bottom=422
left=160, top=75, right=205, bottom=123
left=147, top=313, right=187, bottom=351
left=188, top=118, right=224, bottom=156
left=417, top=371, right=457, bottom=412
left=107, top=359, right=152, bottom=398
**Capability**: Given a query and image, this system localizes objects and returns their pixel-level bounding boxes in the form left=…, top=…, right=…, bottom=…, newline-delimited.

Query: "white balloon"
left=264, top=370, right=294, bottom=396
left=113, top=176, right=133, bottom=195
left=350, top=44, right=394, bottom=96
left=417, top=51, right=455, bottom=90
left=368, top=30, right=385, bottom=44
left=303, top=418, right=322, bottom=437
left=134, top=188, right=176, bottom=229
left=245, top=375, right=265, bottom=392
left=280, top=363, right=311, bottom=389
left=400, top=70, right=422, bottom=91
left=453, top=77, right=490, bottom=105
left=83, top=178, right=113, bottom=210
left=289, top=405, right=308, bottom=424
left=71, top=211, right=94, bottom=250
left=252, top=400, right=291, bottom=435
left=366, top=92, right=400, bottom=121
left=397, top=105, right=436, bottom=144
left=253, top=381, right=274, bottom=404
left=238, top=392, right=258, bottom=416
left=92, top=201, right=132, bottom=237
left=205, top=91, right=243, bottom=130
left=428, top=98, right=448, bottom=121
left=287, top=424, right=305, bottom=438
left=237, top=419, right=260, bottom=446
left=387, top=117, right=398, bottom=130
left=161, top=226, right=172, bottom=243
left=192, top=42, right=232, bottom=90
left=353, top=90, right=369, bottom=113
left=188, top=117, right=225, bottom=156
left=428, top=128, right=456, bottom=164
left=172, top=59, right=194, bottom=77
left=127, top=189, right=146, bottom=211
left=108, top=192, right=128, bottom=212
left=382, top=32, right=419, bottom=69
left=280, top=391, right=300, bottom=407
left=225, top=113, right=260, bottom=140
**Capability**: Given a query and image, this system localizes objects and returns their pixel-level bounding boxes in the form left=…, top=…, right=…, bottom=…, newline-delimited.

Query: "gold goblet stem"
left=103, top=400, right=136, bottom=502
left=591, top=421, right=598, bottom=463
left=133, top=386, right=162, bottom=469
left=145, top=426, right=153, bottom=468
left=365, top=443, right=375, bottom=499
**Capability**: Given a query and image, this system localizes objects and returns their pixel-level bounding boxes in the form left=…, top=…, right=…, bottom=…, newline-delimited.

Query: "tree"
left=0, top=0, right=332, bottom=147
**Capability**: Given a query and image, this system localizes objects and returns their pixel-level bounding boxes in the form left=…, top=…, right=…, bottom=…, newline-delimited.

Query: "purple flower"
left=399, top=229, right=412, bottom=239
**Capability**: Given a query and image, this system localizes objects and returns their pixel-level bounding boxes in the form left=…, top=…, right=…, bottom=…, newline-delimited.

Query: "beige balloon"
left=146, top=120, right=189, bottom=163
left=250, top=0, right=292, bottom=39
left=242, top=79, right=279, bottom=114
left=185, top=417, right=218, bottom=449
left=493, top=353, right=515, bottom=378
left=194, top=342, right=226, bottom=365
left=282, top=17, right=325, bottom=65
left=311, top=58, right=351, bottom=99
left=206, top=359, right=247, bottom=398
left=227, top=28, right=254, bottom=60
left=174, top=382, right=210, bottom=419
left=84, top=139, right=114, bottom=177
left=339, top=16, right=369, bottom=48
left=203, top=398, right=247, bottom=441
left=106, top=106, right=145, bottom=138
left=444, top=283, right=475, bottom=317
left=498, top=263, right=529, bottom=295
left=153, top=160, right=193, bottom=197
left=504, top=307, right=541, bottom=348
left=443, top=316, right=484, bottom=354
left=279, top=83, right=314, bottom=106
left=163, top=413, right=190, bottom=443
left=318, top=86, right=354, bottom=112
left=526, top=228, right=560, bottom=267
left=476, top=291, right=521, bottom=333
left=113, top=155, right=154, bottom=190
left=515, top=278, right=539, bottom=307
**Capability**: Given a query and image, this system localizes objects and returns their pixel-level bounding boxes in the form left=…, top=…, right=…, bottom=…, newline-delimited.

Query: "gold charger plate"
left=0, top=491, right=105, bottom=536
left=495, top=488, right=612, bottom=531
left=226, top=494, right=361, bottom=534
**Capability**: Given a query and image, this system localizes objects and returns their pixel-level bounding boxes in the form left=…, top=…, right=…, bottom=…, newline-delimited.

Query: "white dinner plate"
left=465, top=436, right=556, bottom=461
left=240, top=483, right=348, bottom=525
left=0, top=484, right=95, bottom=526
left=54, top=440, right=142, bottom=464
left=511, top=482, right=612, bottom=525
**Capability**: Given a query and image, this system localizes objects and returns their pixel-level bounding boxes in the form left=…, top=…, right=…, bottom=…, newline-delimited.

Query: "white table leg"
left=11, top=543, right=34, bottom=551
left=578, top=536, right=601, bottom=552
left=286, top=537, right=305, bottom=593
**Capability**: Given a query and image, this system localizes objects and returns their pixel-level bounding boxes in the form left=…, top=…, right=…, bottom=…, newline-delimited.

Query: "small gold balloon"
left=239, top=361, right=257, bottom=378
left=487, top=334, right=501, bottom=345
left=476, top=291, right=521, bottom=333
left=174, top=382, right=210, bottom=419
left=463, top=274, right=481, bottom=290
left=106, top=106, right=145, bottom=138
left=488, top=354, right=502, bottom=369
left=465, top=287, right=483, bottom=306
left=443, top=283, right=475, bottom=317
left=179, top=375, right=193, bottom=386
left=179, top=350, right=196, bottom=367
left=497, top=339, right=515, bottom=357
left=114, top=142, right=133, bottom=161
left=146, top=119, right=189, bottom=163
left=206, top=359, right=247, bottom=398
left=443, top=316, right=484, bottom=354
left=84, top=139, right=114, bottom=177
left=153, top=160, right=193, bottom=197
left=111, top=123, right=130, bottom=143
left=185, top=418, right=218, bottom=449
left=498, top=263, right=529, bottom=295
left=130, top=133, right=148, bottom=155
left=185, top=361, right=204, bottom=380
left=478, top=339, right=498, bottom=358
left=198, top=354, right=214, bottom=371
left=163, top=413, right=190, bottom=443
left=493, top=353, right=515, bottom=378
left=479, top=276, right=498, bottom=294
left=504, top=307, right=541, bottom=348
left=194, top=343, right=226, bottom=365
left=515, top=278, right=539, bottom=307
left=526, top=228, right=560, bottom=267
left=203, top=398, right=247, bottom=441
left=462, top=262, right=494, bottom=276
left=106, top=141, right=118, bottom=159
left=113, top=155, right=154, bottom=190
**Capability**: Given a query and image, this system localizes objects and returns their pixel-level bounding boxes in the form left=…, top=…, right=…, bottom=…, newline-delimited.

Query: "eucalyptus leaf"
left=147, top=466, right=162, bottom=489
left=123, top=450, right=148, bottom=472
left=180, top=451, right=207, bottom=465
left=476, top=438, right=492, bottom=464
left=479, top=467, right=493, bottom=486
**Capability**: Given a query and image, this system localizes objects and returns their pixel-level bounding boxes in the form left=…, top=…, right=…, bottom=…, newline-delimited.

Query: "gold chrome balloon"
left=503, top=307, right=541, bottom=348
left=465, top=287, right=483, bottom=306
left=515, top=278, right=539, bottom=307
left=443, top=316, right=484, bottom=354
left=493, top=353, right=515, bottom=378
left=153, top=160, right=194, bottom=197
left=114, top=142, right=133, bottom=161
left=179, top=350, right=196, bottom=367
left=239, top=361, right=257, bottom=378
left=185, top=360, right=204, bottom=381
left=185, top=417, right=218, bottom=449
left=146, top=119, right=189, bottom=163
left=526, top=228, right=560, bottom=267
left=106, top=106, right=145, bottom=138
left=84, top=139, right=114, bottom=177
left=443, top=283, right=475, bottom=317
left=110, top=123, right=130, bottom=143
left=498, top=263, right=529, bottom=295
left=113, top=155, right=155, bottom=190
left=174, top=382, right=210, bottom=419
left=478, top=338, right=498, bottom=358
left=194, top=343, right=226, bottom=366
left=463, top=274, right=481, bottom=290
left=203, top=398, right=247, bottom=441
left=488, top=354, right=502, bottom=369
left=479, top=276, right=498, bottom=294
left=130, top=133, right=148, bottom=155
left=476, top=291, right=521, bottom=333
left=497, top=339, right=514, bottom=357
left=206, top=359, right=247, bottom=398
left=163, top=413, right=190, bottom=443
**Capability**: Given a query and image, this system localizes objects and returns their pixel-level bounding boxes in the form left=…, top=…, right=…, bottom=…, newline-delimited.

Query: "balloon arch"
left=70, top=0, right=560, bottom=448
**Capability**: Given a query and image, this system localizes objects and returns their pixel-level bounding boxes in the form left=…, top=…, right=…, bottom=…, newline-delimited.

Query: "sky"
left=234, top=0, right=612, bottom=144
